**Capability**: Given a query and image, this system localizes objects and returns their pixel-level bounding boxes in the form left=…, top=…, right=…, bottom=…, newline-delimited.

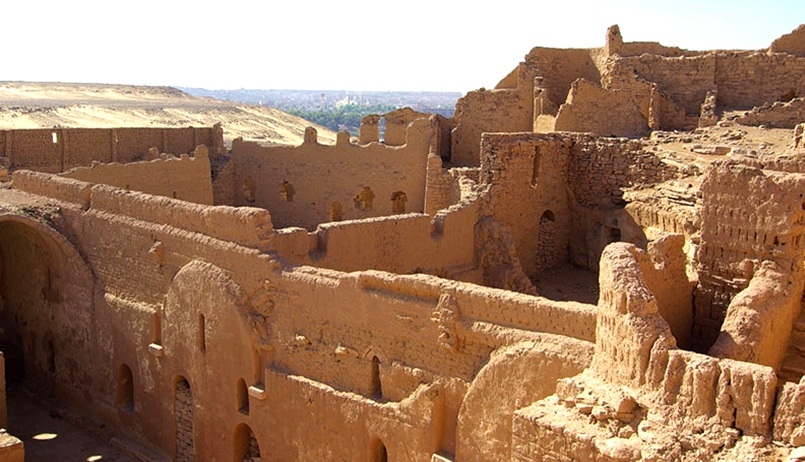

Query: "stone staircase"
left=779, top=310, right=805, bottom=383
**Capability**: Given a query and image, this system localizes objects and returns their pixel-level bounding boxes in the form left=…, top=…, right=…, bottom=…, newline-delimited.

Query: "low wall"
left=12, top=170, right=272, bottom=252
left=273, top=197, right=479, bottom=276
left=62, top=152, right=213, bottom=205
left=0, top=126, right=223, bottom=174
left=736, top=97, right=805, bottom=128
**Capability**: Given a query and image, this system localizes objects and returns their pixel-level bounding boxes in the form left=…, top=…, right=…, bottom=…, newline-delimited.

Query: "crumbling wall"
left=710, top=261, right=804, bottom=369
left=451, top=61, right=540, bottom=167
left=451, top=87, right=532, bottom=168
left=232, top=120, right=432, bottom=230
left=554, top=78, right=649, bottom=137
left=567, top=137, right=685, bottom=270
left=383, top=107, right=429, bottom=146
left=1, top=127, right=222, bottom=174
left=694, top=163, right=805, bottom=351
left=735, top=97, right=805, bottom=128
left=210, top=156, right=236, bottom=206
left=606, top=54, right=716, bottom=117
left=272, top=197, right=478, bottom=278
left=511, top=242, right=779, bottom=461
left=480, top=132, right=572, bottom=280
left=264, top=263, right=594, bottom=457
left=715, top=52, right=805, bottom=109
left=524, top=47, right=603, bottom=111
left=774, top=377, right=805, bottom=446
left=769, top=24, right=805, bottom=56
left=61, top=148, right=213, bottom=205
left=568, top=137, right=681, bottom=209
left=424, top=154, right=461, bottom=215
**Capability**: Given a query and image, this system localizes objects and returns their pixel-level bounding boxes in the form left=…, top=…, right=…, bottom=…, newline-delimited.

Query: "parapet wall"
left=61, top=150, right=214, bottom=205
left=273, top=195, right=479, bottom=278
left=0, top=126, right=223, bottom=174
left=232, top=120, right=433, bottom=230
left=11, top=170, right=272, bottom=252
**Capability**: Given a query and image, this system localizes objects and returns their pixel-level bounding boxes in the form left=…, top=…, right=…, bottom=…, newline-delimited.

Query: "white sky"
left=2, top=0, right=802, bottom=92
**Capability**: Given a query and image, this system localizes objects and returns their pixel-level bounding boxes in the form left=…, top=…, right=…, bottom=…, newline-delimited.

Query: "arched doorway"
left=175, top=377, right=195, bottom=461
left=0, top=215, right=94, bottom=388
left=536, top=210, right=557, bottom=272
left=233, top=423, right=261, bottom=461
left=370, top=437, right=388, bottom=462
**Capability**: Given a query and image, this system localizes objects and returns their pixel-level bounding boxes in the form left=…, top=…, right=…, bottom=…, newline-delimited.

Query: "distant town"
left=180, top=88, right=462, bottom=135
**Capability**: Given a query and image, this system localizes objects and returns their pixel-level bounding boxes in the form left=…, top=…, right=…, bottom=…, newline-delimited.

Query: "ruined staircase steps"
left=779, top=314, right=805, bottom=383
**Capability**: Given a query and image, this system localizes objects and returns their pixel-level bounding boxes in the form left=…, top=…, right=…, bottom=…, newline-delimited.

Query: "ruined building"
left=1, top=24, right=805, bottom=462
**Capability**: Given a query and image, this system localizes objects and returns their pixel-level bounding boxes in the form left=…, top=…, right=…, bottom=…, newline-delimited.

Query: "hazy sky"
left=3, top=0, right=801, bottom=92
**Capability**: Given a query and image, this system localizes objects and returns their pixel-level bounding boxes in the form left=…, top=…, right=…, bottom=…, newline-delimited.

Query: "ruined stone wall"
left=554, top=78, right=649, bottom=137
left=607, top=54, right=716, bottom=117
left=568, top=137, right=683, bottom=209
left=272, top=200, right=478, bottom=278
left=715, top=52, right=805, bottom=110
left=61, top=151, right=214, bottom=205
left=480, top=133, right=572, bottom=280
left=524, top=47, right=603, bottom=111
left=619, top=41, right=699, bottom=58
left=232, top=121, right=432, bottom=230
left=770, top=24, right=805, bottom=56
left=211, top=157, right=236, bottom=206
left=735, top=97, right=805, bottom=128
left=424, top=154, right=461, bottom=215
left=451, top=88, right=531, bottom=168
left=383, top=107, right=430, bottom=146
left=567, top=137, right=685, bottom=269
left=0, top=127, right=222, bottom=174
left=694, top=163, right=805, bottom=351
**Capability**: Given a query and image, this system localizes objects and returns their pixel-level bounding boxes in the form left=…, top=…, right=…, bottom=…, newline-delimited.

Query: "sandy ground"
left=0, top=81, right=337, bottom=146
left=7, top=387, right=134, bottom=462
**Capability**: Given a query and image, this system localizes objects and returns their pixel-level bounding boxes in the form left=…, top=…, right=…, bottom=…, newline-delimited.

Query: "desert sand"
left=0, top=81, right=336, bottom=146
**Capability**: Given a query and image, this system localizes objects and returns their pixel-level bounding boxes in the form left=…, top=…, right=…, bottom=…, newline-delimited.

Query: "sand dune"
left=0, top=81, right=337, bottom=146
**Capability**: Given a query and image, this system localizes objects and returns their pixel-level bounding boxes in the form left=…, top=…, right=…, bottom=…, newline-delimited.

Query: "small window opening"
left=198, top=314, right=206, bottom=353
left=51, top=132, right=58, bottom=144
left=390, top=191, right=408, bottom=214
left=531, top=146, right=541, bottom=187
left=330, top=201, right=343, bottom=221
left=237, top=378, right=249, bottom=415
left=371, top=437, right=388, bottom=462
left=354, top=186, right=375, bottom=211
left=117, top=364, right=134, bottom=413
left=279, top=180, right=295, bottom=202
left=370, top=356, right=382, bottom=400
left=242, top=177, right=256, bottom=204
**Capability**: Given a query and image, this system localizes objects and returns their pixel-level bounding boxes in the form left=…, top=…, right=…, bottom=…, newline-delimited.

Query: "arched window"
left=370, top=437, right=388, bottom=462
left=370, top=356, right=382, bottom=400
left=237, top=378, right=249, bottom=415
left=175, top=378, right=194, bottom=461
left=233, top=423, right=261, bottom=462
left=117, top=364, right=134, bottom=413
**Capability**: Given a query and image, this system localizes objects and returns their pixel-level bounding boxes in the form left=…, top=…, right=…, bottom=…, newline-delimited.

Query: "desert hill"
left=0, top=81, right=337, bottom=146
